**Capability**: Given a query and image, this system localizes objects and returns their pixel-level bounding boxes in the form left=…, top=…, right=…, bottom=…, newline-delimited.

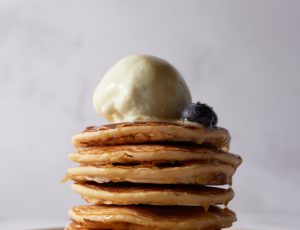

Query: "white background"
left=0, top=0, right=299, bottom=229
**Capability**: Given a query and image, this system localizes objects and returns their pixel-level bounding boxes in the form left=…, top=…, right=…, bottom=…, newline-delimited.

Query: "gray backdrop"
left=0, top=0, right=299, bottom=229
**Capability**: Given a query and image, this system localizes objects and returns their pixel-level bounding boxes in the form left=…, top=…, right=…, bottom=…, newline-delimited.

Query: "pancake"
left=71, top=121, right=231, bottom=151
left=66, top=205, right=236, bottom=230
left=69, top=144, right=242, bottom=167
left=72, top=182, right=234, bottom=206
left=66, top=162, right=235, bottom=185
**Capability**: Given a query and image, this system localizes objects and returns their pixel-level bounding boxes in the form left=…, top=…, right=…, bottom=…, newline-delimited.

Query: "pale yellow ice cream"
left=93, top=55, right=191, bottom=123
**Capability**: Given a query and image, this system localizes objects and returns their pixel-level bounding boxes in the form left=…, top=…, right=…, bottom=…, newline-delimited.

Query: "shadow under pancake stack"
left=64, top=121, right=242, bottom=229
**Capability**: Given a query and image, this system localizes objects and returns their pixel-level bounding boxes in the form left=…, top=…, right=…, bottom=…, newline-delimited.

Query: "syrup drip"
left=227, top=176, right=232, bottom=186
left=203, top=204, right=210, bottom=212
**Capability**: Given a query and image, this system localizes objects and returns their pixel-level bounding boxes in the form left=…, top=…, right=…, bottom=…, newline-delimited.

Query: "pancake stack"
left=65, top=121, right=242, bottom=230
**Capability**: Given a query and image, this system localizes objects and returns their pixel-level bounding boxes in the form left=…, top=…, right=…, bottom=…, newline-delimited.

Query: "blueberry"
left=181, top=102, right=218, bottom=128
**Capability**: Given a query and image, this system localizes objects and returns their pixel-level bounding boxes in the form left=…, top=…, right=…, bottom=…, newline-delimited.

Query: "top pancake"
left=72, top=121, right=231, bottom=151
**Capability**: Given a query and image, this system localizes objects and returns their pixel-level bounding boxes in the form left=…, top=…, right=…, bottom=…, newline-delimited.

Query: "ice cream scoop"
left=93, top=55, right=191, bottom=123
